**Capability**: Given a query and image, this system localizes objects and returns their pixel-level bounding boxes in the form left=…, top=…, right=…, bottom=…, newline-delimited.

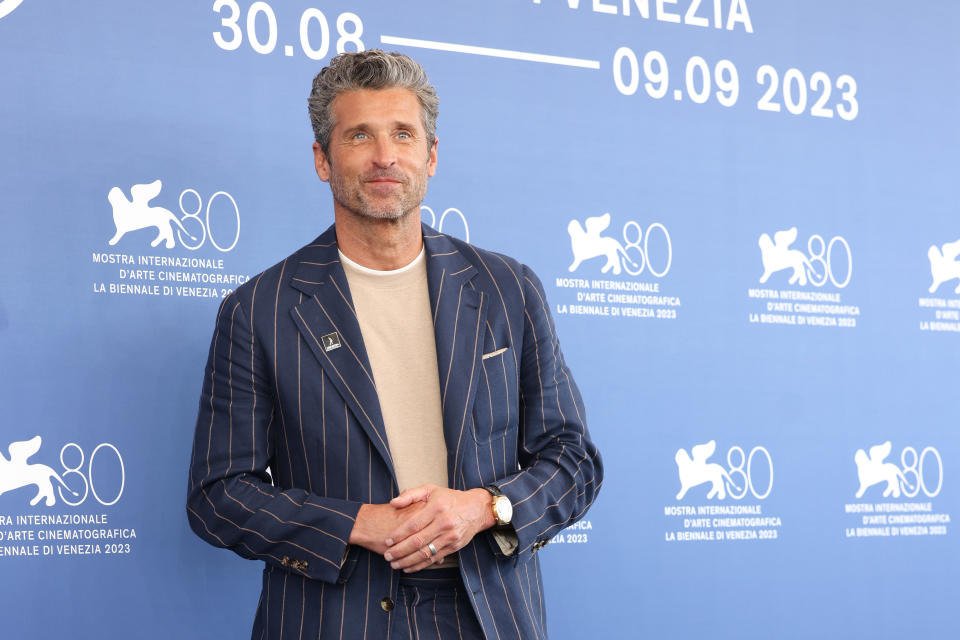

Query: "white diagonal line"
left=380, top=35, right=600, bottom=70
left=0, top=0, right=25, bottom=21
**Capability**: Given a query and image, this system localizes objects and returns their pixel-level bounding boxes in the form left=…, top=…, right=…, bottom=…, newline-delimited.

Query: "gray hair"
left=308, top=50, right=439, bottom=157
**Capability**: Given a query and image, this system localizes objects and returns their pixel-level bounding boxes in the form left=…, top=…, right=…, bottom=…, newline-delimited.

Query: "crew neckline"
left=338, top=246, right=426, bottom=276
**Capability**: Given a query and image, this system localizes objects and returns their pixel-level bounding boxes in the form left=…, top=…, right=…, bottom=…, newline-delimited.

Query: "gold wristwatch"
left=484, top=485, right=513, bottom=527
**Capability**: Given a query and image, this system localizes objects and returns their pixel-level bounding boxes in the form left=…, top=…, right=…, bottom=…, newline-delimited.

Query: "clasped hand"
left=349, top=485, right=494, bottom=573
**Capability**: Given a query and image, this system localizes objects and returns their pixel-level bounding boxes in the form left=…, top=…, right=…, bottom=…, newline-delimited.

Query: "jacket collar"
left=289, top=224, right=479, bottom=295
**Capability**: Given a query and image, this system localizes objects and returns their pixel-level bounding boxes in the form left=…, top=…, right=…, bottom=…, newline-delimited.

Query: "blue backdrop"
left=1, top=1, right=956, bottom=637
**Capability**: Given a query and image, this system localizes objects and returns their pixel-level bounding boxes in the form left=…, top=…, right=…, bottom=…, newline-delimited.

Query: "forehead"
left=330, top=88, right=423, bottom=130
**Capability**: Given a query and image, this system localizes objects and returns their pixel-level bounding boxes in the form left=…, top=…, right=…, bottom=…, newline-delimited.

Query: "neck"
left=333, top=207, right=423, bottom=270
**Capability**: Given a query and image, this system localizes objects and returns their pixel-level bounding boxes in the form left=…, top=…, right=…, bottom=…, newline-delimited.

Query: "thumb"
left=390, top=485, right=432, bottom=508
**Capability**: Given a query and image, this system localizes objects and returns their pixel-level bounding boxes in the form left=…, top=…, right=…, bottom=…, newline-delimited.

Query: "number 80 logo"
left=726, top=446, right=773, bottom=500
left=177, top=189, right=240, bottom=252
left=58, top=443, right=126, bottom=507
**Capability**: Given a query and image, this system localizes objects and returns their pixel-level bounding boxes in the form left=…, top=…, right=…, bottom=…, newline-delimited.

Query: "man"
left=186, top=50, right=602, bottom=640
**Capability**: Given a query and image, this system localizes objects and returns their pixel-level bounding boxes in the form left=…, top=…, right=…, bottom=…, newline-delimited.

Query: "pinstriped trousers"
left=389, top=569, right=485, bottom=640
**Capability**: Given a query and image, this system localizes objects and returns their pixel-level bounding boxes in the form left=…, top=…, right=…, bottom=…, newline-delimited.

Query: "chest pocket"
left=472, top=346, right=518, bottom=443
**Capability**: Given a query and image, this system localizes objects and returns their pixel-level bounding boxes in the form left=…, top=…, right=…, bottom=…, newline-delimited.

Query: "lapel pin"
left=321, top=332, right=341, bottom=352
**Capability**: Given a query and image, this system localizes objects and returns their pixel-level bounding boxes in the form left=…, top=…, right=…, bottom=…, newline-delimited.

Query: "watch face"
left=495, top=496, right=513, bottom=524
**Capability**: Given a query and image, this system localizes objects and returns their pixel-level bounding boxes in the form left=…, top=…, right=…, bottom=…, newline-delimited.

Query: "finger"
left=384, top=502, right=438, bottom=548
left=403, top=556, right=439, bottom=573
left=394, top=526, right=463, bottom=571
left=390, top=485, right=433, bottom=509
left=400, top=543, right=455, bottom=573
left=386, top=500, right=466, bottom=560
left=386, top=522, right=445, bottom=568
left=392, top=527, right=463, bottom=571
left=396, top=547, right=436, bottom=572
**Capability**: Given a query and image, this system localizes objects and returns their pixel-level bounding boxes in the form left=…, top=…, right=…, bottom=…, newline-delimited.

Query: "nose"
left=372, top=137, right=397, bottom=168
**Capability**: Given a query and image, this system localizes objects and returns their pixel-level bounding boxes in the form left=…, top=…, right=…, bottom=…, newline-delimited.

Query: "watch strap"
left=483, top=485, right=504, bottom=498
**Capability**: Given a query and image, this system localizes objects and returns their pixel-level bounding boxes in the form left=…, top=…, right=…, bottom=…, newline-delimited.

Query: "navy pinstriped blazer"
left=186, top=223, right=603, bottom=639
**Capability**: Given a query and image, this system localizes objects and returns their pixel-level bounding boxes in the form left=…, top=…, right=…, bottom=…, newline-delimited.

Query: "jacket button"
left=380, top=597, right=395, bottom=612
left=281, top=556, right=291, bottom=567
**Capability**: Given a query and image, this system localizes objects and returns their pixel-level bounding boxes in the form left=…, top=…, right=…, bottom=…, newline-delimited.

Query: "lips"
left=363, top=172, right=406, bottom=185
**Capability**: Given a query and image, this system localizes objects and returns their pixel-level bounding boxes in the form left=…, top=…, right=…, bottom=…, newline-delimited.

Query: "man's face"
left=314, top=88, right=437, bottom=221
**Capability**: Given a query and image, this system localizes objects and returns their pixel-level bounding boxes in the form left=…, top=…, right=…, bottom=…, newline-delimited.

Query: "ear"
left=426, top=136, right=438, bottom=177
left=313, top=142, right=331, bottom=182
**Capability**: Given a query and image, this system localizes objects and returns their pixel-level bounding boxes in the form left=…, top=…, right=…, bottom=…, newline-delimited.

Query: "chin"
left=359, top=198, right=419, bottom=221
left=353, top=207, right=410, bottom=222
left=363, top=205, right=408, bottom=220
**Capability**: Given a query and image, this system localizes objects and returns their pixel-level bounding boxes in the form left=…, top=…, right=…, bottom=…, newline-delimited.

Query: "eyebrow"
left=342, top=121, right=420, bottom=135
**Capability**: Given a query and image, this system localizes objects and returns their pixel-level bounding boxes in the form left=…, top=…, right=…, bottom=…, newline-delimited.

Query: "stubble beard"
left=329, top=166, right=428, bottom=222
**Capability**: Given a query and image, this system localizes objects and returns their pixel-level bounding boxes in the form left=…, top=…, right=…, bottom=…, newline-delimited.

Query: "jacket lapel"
left=423, top=227, right=487, bottom=485
left=287, top=224, right=488, bottom=491
left=288, top=226, right=396, bottom=483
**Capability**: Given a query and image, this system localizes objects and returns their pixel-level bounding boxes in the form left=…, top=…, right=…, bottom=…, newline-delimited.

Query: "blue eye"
left=397, top=132, right=411, bottom=139
left=352, top=132, right=367, bottom=140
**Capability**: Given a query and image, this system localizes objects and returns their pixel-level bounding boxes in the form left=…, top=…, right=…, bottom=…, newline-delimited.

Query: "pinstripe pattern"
left=389, top=570, right=485, bottom=640
left=187, top=224, right=602, bottom=639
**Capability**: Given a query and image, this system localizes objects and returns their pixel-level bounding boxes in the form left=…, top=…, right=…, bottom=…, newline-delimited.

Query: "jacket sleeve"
left=488, top=265, right=603, bottom=559
left=186, top=293, right=362, bottom=584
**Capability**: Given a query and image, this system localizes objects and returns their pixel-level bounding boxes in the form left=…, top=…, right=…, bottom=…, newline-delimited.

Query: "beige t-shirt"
left=340, top=248, right=449, bottom=495
left=341, top=247, right=516, bottom=561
